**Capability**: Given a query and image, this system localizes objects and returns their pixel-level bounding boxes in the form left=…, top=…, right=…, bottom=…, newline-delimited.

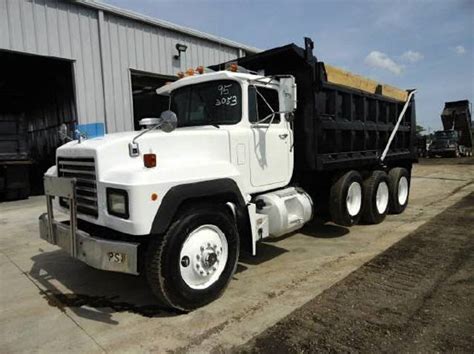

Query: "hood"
left=56, top=126, right=231, bottom=181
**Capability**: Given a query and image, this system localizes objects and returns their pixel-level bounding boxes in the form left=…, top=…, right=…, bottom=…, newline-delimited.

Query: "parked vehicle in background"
left=38, top=38, right=418, bottom=311
left=416, top=134, right=428, bottom=158
left=429, top=100, right=472, bottom=158
left=0, top=110, right=31, bottom=200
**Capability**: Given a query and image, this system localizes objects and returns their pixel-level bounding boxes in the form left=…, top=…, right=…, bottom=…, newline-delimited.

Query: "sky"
left=102, top=0, right=473, bottom=132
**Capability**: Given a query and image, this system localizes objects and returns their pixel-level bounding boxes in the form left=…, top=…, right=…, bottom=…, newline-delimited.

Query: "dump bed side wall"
left=314, top=64, right=416, bottom=171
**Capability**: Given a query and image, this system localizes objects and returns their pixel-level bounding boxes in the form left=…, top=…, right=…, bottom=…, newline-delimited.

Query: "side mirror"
left=160, top=110, right=178, bottom=133
left=58, top=123, right=74, bottom=142
left=285, top=112, right=295, bottom=122
left=279, top=77, right=297, bottom=113
left=58, top=123, right=68, bottom=141
left=139, top=117, right=161, bottom=129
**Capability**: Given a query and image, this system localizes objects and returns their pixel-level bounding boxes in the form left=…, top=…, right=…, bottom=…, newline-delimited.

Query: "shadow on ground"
left=29, top=219, right=349, bottom=324
left=29, top=250, right=180, bottom=324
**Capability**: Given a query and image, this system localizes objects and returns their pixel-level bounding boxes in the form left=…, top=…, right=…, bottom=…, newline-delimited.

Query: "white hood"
left=56, top=126, right=231, bottom=183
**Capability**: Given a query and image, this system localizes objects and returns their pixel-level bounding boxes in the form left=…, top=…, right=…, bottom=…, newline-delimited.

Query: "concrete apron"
left=0, top=162, right=473, bottom=353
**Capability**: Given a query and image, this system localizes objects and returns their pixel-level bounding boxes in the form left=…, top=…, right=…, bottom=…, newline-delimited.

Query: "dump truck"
left=39, top=38, right=417, bottom=311
left=429, top=100, right=473, bottom=157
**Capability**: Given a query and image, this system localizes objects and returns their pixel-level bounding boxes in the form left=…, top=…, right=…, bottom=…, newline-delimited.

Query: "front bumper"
left=39, top=176, right=139, bottom=275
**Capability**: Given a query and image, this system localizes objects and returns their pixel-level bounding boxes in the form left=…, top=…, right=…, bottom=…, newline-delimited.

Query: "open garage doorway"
left=130, top=70, right=175, bottom=130
left=0, top=51, right=76, bottom=199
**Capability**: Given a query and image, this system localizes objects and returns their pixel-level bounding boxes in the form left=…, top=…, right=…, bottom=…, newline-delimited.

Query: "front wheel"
left=146, top=204, right=239, bottom=312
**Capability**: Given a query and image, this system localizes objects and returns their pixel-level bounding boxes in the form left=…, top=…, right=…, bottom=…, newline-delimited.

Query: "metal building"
left=0, top=0, right=258, bottom=198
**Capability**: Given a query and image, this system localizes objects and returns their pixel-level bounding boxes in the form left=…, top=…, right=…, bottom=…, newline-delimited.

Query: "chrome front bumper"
left=39, top=176, right=139, bottom=275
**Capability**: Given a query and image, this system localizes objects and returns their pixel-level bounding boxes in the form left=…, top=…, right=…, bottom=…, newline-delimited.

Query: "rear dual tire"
left=330, top=168, right=410, bottom=226
left=361, top=171, right=390, bottom=224
left=388, top=167, right=410, bottom=214
left=330, top=171, right=363, bottom=226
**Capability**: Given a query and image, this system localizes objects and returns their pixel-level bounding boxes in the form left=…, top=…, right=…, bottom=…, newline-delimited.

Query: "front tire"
left=362, top=171, right=390, bottom=224
left=330, top=170, right=363, bottom=226
left=388, top=167, right=410, bottom=214
left=146, top=204, right=239, bottom=312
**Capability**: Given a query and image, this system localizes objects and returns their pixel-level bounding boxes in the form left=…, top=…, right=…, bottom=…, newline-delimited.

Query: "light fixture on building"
left=174, top=43, right=188, bottom=60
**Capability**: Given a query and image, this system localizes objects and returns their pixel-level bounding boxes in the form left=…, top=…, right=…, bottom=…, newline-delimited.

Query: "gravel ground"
left=238, top=192, right=474, bottom=353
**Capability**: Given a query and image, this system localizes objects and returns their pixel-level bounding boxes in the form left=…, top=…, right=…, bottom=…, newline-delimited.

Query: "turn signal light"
left=143, top=153, right=156, bottom=168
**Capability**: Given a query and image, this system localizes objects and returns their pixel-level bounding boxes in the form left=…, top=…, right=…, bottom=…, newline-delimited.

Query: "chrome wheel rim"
left=346, top=182, right=362, bottom=217
left=398, top=176, right=409, bottom=206
left=376, top=181, right=389, bottom=214
left=179, top=225, right=228, bottom=290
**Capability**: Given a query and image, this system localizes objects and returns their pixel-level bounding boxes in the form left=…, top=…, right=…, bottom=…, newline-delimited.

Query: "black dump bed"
left=212, top=39, right=417, bottom=173
left=441, top=100, right=472, bottom=148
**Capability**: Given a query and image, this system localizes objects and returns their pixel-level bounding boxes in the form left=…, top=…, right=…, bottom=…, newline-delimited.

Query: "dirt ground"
left=418, top=156, right=474, bottom=166
left=240, top=192, right=474, bottom=353
left=0, top=158, right=473, bottom=353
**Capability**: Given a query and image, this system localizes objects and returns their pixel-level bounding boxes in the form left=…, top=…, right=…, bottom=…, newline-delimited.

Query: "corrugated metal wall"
left=100, top=13, right=240, bottom=132
left=0, top=0, right=243, bottom=133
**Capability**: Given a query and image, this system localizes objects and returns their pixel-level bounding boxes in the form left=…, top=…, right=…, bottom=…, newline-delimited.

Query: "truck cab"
left=39, top=68, right=312, bottom=311
left=429, top=130, right=460, bottom=157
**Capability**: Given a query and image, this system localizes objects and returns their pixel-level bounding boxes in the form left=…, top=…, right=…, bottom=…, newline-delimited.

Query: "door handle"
left=279, top=133, right=288, bottom=139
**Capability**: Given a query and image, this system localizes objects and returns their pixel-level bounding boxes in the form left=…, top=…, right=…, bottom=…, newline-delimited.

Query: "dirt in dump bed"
left=237, top=193, right=474, bottom=353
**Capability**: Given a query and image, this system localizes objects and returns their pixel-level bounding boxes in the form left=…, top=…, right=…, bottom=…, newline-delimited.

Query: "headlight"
left=107, top=188, right=129, bottom=219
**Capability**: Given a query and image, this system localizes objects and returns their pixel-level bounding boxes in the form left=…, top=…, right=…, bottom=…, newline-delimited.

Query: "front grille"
left=58, top=157, right=98, bottom=218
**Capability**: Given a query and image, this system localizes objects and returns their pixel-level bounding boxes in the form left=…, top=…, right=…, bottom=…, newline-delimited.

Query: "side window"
left=248, top=86, right=280, bottom=124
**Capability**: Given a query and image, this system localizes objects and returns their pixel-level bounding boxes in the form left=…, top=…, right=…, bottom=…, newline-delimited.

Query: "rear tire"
left=146, top=203, right=239, bottom=312
left=388, top=167, right=410, bottom=214
left=330, top=170, right=363, bottom=226
left=362, top=171, right=390, bottom=224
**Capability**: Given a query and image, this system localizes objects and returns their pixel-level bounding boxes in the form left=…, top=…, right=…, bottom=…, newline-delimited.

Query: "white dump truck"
left=39, top=38, right=417, bottom=311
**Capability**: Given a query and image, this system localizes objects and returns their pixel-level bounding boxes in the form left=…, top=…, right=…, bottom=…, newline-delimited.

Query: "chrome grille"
left=58, top=157, right=98, bottom=218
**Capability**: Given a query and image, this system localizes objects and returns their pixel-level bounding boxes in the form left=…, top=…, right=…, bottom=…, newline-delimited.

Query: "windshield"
left=170, top=80, right=242, bottom=127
